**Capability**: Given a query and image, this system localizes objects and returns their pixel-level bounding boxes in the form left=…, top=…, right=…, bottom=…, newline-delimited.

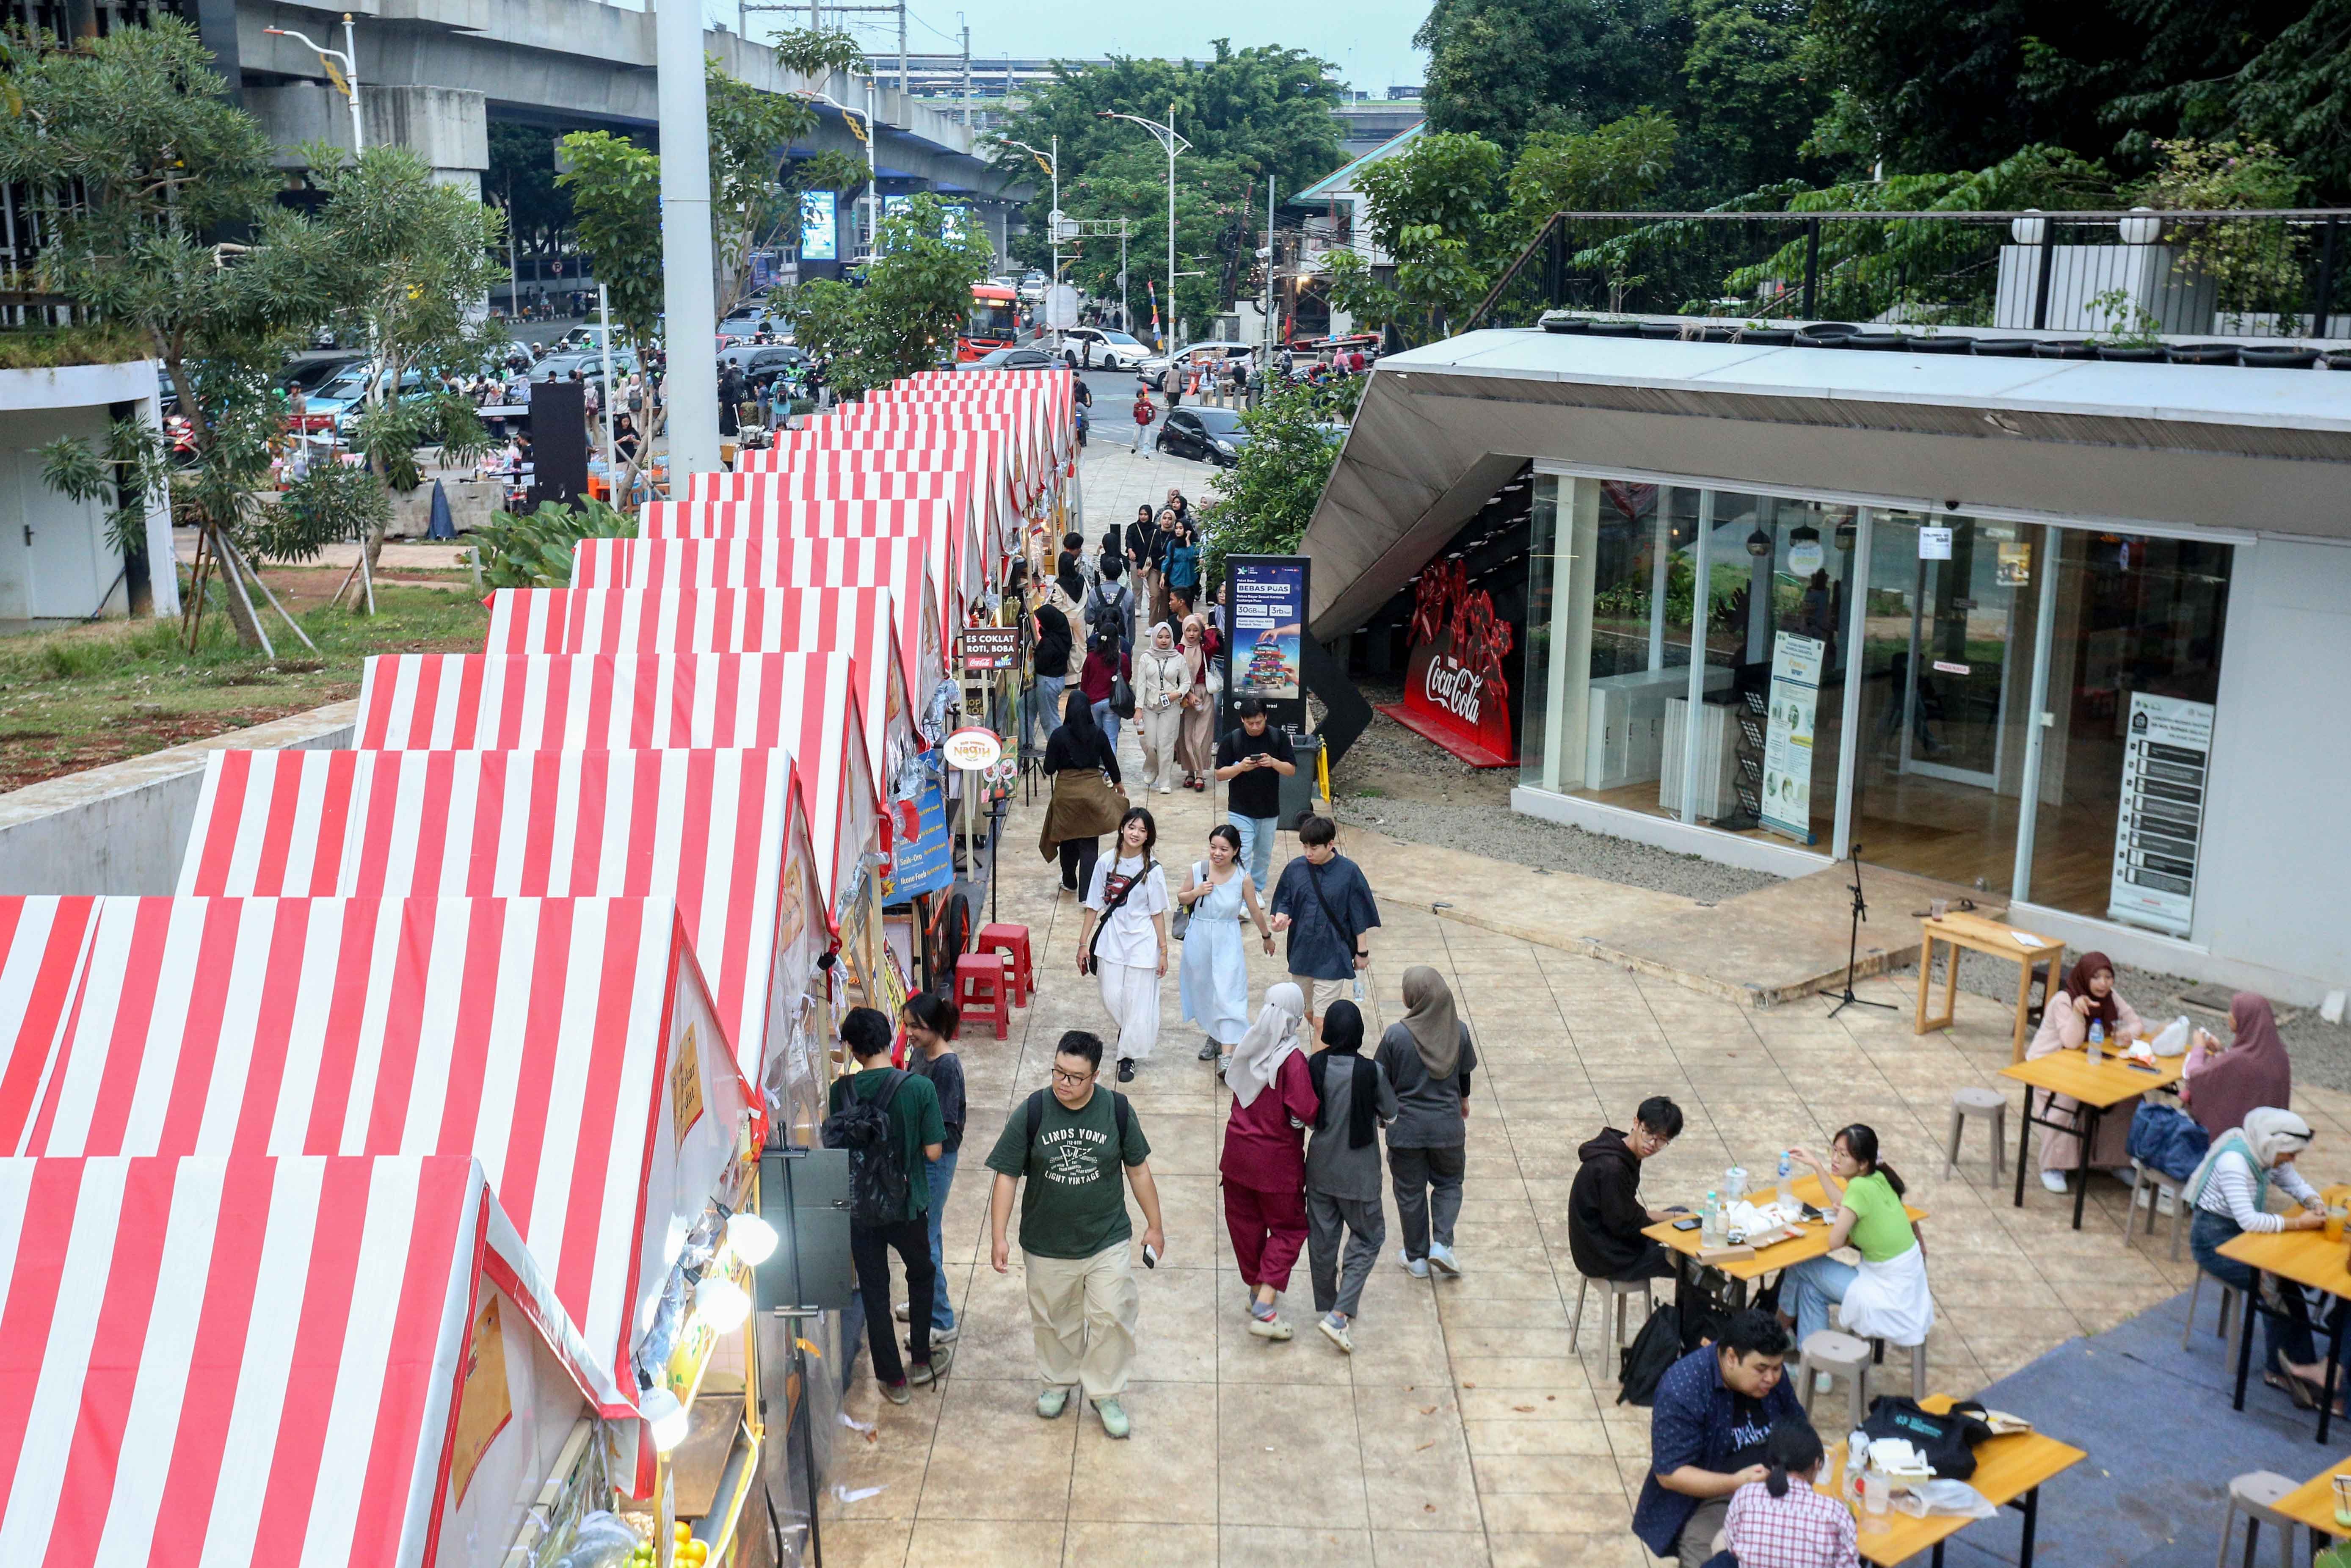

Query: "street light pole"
left=1098, top=106, right=1190, bottom=353
left=997, top=135, right=1062, bottom=346
left=799, top=88, right=880, bottom=260
left=263, top=16, right=364, bottom=153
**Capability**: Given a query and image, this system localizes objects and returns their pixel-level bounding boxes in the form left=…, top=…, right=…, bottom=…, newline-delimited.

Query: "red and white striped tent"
left=0, top=1151, right=629, bottom=1568
left=173, top=749, right=838, bottom=1072
left=699, top=441, right=1006, bottom=564
left=483, top=585, right=936, bottom=736
left=352, top=654, right=885, bottom=919
left=0, top=894, right=751, bottom=1399
left=883, top=370, right=1076, bottom=462
left=822, top=405, right=1053, bottom=512
left=637, top=494, right=979, bottom=611
left=571, top=535, right=955, bottom=679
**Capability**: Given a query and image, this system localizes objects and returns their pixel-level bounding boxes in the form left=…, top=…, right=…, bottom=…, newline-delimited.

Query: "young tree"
left=1196, top=378, right=1363, bottom=587
left=787, top=192, right=996, bottom=398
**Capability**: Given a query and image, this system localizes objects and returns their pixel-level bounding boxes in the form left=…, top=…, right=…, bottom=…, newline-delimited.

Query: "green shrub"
left=466, top=497, right=635, bottom=589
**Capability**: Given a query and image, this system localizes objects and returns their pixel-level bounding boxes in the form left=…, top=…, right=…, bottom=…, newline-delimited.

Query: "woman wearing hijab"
left=1306, top=999, right=1398, bottom=1353
left=2185, top=993, right=2295, bottom=1140
left=1375, top=966, right=1478, bottom=1278
left=1221, top=983, right=1320, bottom=1340
left=1134, top=621, right=1193, bottom=793
left=2022, top=952, right=2145, bottom=1193
left=1038, top=698, right=1125, bottom=895
left=1174, top=615, right=1217, bottom=790
left=2186, top=1107, right=2338, bottom=1404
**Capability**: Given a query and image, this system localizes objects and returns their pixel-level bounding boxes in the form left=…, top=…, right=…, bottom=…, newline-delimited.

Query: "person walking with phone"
left=1214, top=698, right=1297, bottom=892
left=822, top=1007, right=952, bottom=1404
left=986, top=1030, right=1166, bottom=1439
left=1377, top=966, right=1476, bottom=1279
left=1268, top=814, right=1380, bottom=1036
left=1222, top=982, right=1319, bottom=1341
left=1079, top=808, right=1171, bottom=1083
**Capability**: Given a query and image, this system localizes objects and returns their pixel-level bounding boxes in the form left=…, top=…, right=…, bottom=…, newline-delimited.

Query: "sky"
left=730, top=0, right=1430, bottom=96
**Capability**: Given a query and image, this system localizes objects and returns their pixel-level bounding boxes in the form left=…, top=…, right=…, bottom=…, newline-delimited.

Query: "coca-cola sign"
left=1383, top=558, right=1518, bottom=767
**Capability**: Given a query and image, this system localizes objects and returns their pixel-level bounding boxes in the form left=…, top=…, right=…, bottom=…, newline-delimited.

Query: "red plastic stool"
left=953, top=953, right=1011, bottom=1040
left=976, top=922, right=1034, bottom=1007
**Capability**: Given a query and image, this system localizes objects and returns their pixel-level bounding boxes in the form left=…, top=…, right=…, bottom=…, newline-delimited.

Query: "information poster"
left=2108, top=691, right=2214, bottom=936
left=800, top=191, right=837, bottom=262
left=1224, top=555, right=1309, bottom=731
left=449, top=1296, right=513, bottom=1507
left=1760, top=631, right=1824, bottom=844
left=882, top=769, right=955, bottom=901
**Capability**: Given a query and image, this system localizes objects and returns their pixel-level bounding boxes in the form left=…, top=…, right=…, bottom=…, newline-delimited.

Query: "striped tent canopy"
left=820, top=406, right=1050, bottom=511
left=707, top=440, right=1006, bottom=560
left=351, top=654, right=886, bottom=909
left=0, top=1152, right=626, bottom=1568
left=880, top=370, right=1075, bottom=460
left=481, top=585, right=935, bottom=732
left=173, top=748, right=837, bottom=1070
left=0, top=894, right=751, bottom=1385
left=635, top=494, right=978, bottom=608
left=571, top=536, right=956, bottom=679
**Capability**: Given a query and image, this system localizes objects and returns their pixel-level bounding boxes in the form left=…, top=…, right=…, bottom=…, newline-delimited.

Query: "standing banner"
left=1761, top=630, right=1825, bottom=844
left=1223, top=554, right=1309, bottom=733
left=2108, top=692, right=2213, bottom=936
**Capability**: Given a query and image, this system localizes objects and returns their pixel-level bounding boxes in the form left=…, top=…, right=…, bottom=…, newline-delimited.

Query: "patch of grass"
left=0, top=581, right=488, bottom=792
left=0, top=321, right=151, bottom=370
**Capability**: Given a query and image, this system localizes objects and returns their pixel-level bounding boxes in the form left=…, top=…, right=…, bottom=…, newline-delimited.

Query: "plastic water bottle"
left=2087, top=1018, right=2105, bottom=1065
left=1776, top=1150, right=1796, bottom=1211
left=1701, top=1190, right=1722, bottom=1248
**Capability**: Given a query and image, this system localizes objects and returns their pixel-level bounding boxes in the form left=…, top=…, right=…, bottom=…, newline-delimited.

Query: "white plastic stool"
left=1570, top=1274, right=1655, bottom=1355
left=2216, top=1471, right=2304, bottom=1568
left=2183, top=1271, right=2243, bottom=1352
left=2126, top=1159, right=2188, bottom=1260
left=1945, top=1087, right=2009, bottom=1182
left=1801, top=1330, right=1873, bottom=1432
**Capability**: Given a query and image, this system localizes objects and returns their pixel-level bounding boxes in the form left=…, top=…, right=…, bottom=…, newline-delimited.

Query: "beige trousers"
left=1024, top=1241, right=1140, bottom=1402
left=1137, top=702, right=1182, bottom=789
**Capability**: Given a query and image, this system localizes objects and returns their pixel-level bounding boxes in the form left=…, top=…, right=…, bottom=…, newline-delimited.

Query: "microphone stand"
left=1825, top=845, right=1897, bottom=1019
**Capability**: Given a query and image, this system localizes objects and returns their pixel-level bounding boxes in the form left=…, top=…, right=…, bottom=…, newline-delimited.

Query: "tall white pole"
left=1049, top=134, right=1060, bottom=352
left=599, top=282, right=615, bottom=469
left=866, top=77, right=880, bottom=260
left=342, top=13, right=364, bottom=152
left=1120, top=221, right=1128, bottom=333
left=656, top=0, right=720, bottom=473
left=1263, top=173, right=1274, bottom=370
left=1165, top=102, right=1176, bottom=353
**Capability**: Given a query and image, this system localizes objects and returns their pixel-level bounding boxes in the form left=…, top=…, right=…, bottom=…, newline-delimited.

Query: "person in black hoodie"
left=1568, top=1097, right=1688, bottom=1282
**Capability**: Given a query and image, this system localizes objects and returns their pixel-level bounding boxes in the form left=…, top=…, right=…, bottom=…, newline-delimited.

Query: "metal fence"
left=1469, top=210, right=2351, bottom=342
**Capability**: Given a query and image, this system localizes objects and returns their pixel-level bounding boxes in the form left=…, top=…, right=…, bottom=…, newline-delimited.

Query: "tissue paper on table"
left=1725, top=1199, right=1802, bottom=1235
left=1863, top=1437, right=1932, bottom=1477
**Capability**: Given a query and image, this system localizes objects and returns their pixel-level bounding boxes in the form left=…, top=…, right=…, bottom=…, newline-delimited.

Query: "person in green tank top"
left=1779, top=1124, right=1937, bottom=1359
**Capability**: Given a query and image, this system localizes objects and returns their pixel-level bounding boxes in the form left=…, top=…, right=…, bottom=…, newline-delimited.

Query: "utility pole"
left=655, top=0, right=720, bottom=474
left=1098, top=105, right=1189, bottom=353
left=960, top=18, right=971, bottom=127
left=897, top=0, right=907, bottom=97
left=1120, top=221, right=1129, bottom=333
left=1264, top=174, right=1275, bottom=368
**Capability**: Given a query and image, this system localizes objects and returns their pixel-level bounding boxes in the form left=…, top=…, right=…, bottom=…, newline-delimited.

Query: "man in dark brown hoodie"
left=1568, top=1096, right=1687, bottom=1281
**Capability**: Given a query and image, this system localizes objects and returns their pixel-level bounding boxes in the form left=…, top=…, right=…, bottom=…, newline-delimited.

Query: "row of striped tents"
left=691, top=440, right=1002, bottom=571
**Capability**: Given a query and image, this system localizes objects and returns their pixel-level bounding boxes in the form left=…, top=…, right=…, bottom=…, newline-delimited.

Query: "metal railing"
left=1468, top=209, right=2351, bottom=342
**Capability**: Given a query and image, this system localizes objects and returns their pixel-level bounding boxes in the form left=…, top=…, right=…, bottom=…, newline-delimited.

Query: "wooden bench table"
left=1915, top=911, right=2065, bottom=1062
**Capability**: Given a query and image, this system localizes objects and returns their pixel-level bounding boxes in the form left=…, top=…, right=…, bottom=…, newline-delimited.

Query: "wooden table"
left=2000, top=1048, right=2185, bottom=1229
left=2272, top=1453, right=2351, bottom=1538
left=1818, top=1396, right=2085, bottom=1567
left=2221, top=1227, right=2351, bottom=1444
left=1642, top=1173, right=1929, bottom=1308
left=1915, top=911, right=2065, bottom=1062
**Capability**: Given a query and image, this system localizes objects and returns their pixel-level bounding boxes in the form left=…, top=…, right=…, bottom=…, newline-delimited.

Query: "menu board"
left=2108, top=692, right=2213, bottom=937
left=1760, top=632, right=1824, bottom=845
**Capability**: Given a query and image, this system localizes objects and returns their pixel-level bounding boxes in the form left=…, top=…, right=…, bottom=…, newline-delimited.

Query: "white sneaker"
left=1427, top=1244, right=1461, bottom=1277
left=1156, top=783, right=1173, bottom=794
left=2040, top=1170, right=2070, bottom=1194
left=1247, top=1312, right=1294, bottom=1341
left=2156, top=1186, right=2177, bottom=1215
left=1397, top=1250, right=1429, bottom=1278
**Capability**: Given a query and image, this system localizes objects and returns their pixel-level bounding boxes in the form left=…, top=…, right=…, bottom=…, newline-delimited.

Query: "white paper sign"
left=1919, top=527, right=1954, bottom=560
left=1761, top=631, right=1824, bottom=845
left=2107, top=692, right=2214, bottom=937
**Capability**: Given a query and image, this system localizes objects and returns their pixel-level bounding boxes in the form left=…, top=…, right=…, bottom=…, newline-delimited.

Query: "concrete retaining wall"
left=0, top=701, right=356, bottom=896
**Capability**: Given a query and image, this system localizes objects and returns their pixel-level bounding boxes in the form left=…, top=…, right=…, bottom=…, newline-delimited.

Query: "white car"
left=1016, top=271, right=1048, bottom=304
left=1061, top=326, right=1149, bottom=370
left=1138, top=339, right=1257, bottom=392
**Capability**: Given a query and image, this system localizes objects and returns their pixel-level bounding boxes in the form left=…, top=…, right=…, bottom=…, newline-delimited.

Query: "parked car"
left=530, top=348, right=642, bottom=388
left=1139, top=339, right=1256, bottom=391
left=1154, top=404, right=1251, bottom=466
left=1061, top=326, right=1148, bottom=370
left=959, top=345, right=1059, bottom=372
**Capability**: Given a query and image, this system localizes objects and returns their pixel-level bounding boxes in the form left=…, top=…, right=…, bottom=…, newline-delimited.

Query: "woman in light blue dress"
left=1178, top=823, right=1275, bottom=1074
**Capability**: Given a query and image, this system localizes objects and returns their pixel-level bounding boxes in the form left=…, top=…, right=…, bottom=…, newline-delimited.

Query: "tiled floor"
left=819, top=448, right=2351, bottom=1567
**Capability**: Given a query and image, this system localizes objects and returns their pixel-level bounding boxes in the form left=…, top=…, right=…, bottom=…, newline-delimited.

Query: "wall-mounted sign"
left=1919, top=526, right=1954, bottom=560
left=941, top=726, right=1003, bottom=771
left=2108, top=692, right=2213, bottom=937
left=1393, top=556, right=1518, bottom=767
left=959, top=627, right=1020, bottom=671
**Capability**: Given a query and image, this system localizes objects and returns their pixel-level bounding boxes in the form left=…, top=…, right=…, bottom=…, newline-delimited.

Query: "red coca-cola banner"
left=1380, top=558, right=1518, bottom=767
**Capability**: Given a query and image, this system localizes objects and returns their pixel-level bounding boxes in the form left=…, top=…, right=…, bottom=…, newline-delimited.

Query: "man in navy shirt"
left=1633, top=1309, right=1803, bottom=1565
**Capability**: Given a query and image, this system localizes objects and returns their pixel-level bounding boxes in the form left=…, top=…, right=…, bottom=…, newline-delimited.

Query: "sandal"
left=2266, top=1370, right=2319, bottom=1410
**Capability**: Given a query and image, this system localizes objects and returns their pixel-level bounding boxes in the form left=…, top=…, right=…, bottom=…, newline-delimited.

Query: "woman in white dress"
left=1079, top=808, right=1171, bottom=1084
left=1177, top=823, right=1275, bottom=1072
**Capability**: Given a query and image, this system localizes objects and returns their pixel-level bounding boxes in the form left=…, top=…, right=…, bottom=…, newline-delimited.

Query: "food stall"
left=629, top=493, right=980, bottom=617
left=684, top=443, right=1011, bottom=575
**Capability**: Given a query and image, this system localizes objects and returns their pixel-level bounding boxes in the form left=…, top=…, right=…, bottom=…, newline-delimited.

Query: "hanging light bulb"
left=1745, top=526, right=1773, bottom=558
left=696, top=1272, right=752, bottom=1333
left=640, top=1386, right=690, bottom=1454
left=727, top=1211, right=780, bottom=1266
left=1834, top=513, right=1857, bottom=552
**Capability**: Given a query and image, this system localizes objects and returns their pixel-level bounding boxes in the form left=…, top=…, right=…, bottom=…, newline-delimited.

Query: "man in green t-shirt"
left=987, top=1029, right=1165, bottom=1439
left=828, top=1008, right=949, bottom=1404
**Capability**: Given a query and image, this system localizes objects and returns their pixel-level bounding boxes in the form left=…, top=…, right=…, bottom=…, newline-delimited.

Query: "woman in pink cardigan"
left=2023, top=951, right=2144, bottom=1194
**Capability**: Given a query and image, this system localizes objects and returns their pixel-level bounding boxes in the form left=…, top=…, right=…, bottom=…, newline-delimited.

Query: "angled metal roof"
left=1292, top=122, right=1425, bottom=204
left=1300, top=329, right=2351, bottom=637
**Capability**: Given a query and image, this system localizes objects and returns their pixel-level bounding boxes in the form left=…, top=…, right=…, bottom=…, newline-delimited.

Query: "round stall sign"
left=1788, top=539, right=1826, bottom=577
left=942, top=727, right=1003, bottom=771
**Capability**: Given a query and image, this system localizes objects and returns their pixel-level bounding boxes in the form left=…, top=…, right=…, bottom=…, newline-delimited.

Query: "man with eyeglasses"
left=1568, top=1096, right=1690, bottom=1286
left=986, top=1030, right=1166, bottom=1440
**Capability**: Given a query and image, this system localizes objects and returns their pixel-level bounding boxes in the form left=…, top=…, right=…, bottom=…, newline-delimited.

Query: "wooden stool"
left=1569, top=1275, right=1654, bottom=1355
left=2126, top=1159, right=2188, bottom=1261
left=952, top=952, right=1011, bottom=1041
left=977, top=922, right=1034, bottom=1008
left=2217, top=1471, right=2304, bottom=1568
left=1800, top=1330, right=1873, bottom=1432
left=1868, top=1336, right=1930, bottom=1401
left=2183, top=1271, right=2242, bottom=1352
left=1945, top=1087, right=2009, bottom=1182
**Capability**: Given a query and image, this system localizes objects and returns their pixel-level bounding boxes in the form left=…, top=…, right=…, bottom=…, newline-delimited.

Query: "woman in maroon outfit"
left=1221, top=981, right=1319, bottom=1340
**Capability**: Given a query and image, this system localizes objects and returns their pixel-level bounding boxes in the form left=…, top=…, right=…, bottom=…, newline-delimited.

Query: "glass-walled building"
left=1302, top=330, right=2351, bottom=1002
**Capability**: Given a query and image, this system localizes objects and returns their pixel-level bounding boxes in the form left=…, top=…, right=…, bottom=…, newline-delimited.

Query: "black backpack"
left=1023, top=1087, right=1133, bottom=1148
left=821, top=1070, right=912, bottom=1226
left=1617, top=1302, right=1682, bottom=1407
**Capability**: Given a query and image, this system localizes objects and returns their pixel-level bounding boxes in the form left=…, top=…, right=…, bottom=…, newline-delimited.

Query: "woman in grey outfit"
left=1305, top=1000, right=1397, bottom=1353
left=1376, top=966, right=1476, bottom=1279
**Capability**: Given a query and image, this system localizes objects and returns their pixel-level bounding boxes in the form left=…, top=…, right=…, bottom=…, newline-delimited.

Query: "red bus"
left=959, top=283, right=1019, bottom=361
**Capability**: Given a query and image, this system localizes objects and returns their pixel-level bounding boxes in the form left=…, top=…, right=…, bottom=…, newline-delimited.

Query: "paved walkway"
left=820, top=446, right=2349, bottom=1567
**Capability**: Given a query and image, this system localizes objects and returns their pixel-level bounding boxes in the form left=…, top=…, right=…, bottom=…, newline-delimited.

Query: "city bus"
left=959, top=282, right=1020, bottom=361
